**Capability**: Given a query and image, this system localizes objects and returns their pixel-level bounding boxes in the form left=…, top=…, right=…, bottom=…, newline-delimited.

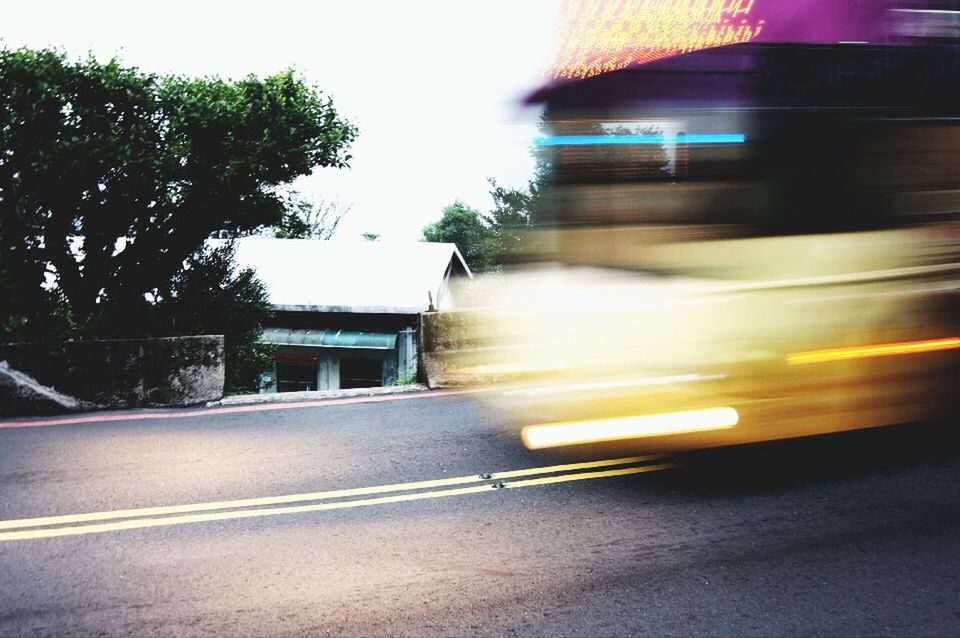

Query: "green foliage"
left=392, top=368, right=418, bottom=386
left=482, top=178, right=539, bottom=265
left=0, top=46, right=357, bottom=342
left=422, top=201, right=494, bottom=272
left=160, top=242, right=276, bottom=394
left=0, top=272, right=72, bottom=343
left=0, top=46, right=356, bottom=390
left=421, top=181, right=541, bottom=272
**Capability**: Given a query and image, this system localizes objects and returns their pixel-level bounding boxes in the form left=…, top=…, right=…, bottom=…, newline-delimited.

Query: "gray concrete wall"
left=319, top=355, right=339, bottom=391
left=418, top=311, right=488, bottom=388
left=0, top=335, right=224, bottom=416
left=398, top=327, right=417, bottom=382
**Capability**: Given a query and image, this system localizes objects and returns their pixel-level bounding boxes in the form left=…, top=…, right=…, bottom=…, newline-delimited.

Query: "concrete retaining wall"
left=418, top=311, right=488, bottom=388
left=0, top=335, right=224, bottom=416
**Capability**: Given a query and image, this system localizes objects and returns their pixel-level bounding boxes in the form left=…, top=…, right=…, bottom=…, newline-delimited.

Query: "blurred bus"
left=454, top=40, right=960, bottom=454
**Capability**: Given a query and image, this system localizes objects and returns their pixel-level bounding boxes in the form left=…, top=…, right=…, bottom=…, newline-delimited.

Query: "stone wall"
left=0, top=335, right=224, bottom=416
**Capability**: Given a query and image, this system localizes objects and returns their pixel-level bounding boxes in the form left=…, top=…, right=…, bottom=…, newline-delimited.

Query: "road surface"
left=1, top=390, right=959, bottom=636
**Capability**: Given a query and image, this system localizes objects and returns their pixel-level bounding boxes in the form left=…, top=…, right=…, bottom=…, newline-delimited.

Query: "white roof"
left=219, top=237, right=471, bottom=314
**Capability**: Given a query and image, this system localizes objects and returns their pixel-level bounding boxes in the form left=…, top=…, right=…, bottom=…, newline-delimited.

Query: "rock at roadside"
left=0, top=361, right=93, bottom=416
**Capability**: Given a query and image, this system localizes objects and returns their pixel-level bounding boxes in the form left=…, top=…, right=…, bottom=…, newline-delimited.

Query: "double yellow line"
left=0, top=456, right=671, bottom=541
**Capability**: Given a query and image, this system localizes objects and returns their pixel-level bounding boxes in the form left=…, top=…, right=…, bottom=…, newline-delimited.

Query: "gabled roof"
left=221, top=237, right=471, bottom=314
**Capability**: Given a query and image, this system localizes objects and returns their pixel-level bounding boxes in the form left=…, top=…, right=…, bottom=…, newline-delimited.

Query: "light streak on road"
left=522, top=408, right=740, bottom=450
left=787, top=337, right=960, bottom=365
left=502, top=373, right=725, bottom=397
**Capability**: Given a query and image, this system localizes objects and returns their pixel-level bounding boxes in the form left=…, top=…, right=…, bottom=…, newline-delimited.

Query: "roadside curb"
left=206, top=384, right=431, bottom=407
left=0, top=386, right=483, bottom=430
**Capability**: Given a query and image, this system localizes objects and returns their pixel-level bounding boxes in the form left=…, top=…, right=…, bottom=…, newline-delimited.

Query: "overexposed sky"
left=1, top=1, right=564, bottom=240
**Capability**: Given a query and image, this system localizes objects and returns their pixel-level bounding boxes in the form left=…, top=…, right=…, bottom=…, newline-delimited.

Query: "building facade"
left=229, top=238, right=471, bottom=393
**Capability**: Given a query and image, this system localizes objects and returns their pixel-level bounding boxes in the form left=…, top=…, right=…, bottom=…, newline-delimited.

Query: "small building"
left=230, top=237, right=471, bottom=393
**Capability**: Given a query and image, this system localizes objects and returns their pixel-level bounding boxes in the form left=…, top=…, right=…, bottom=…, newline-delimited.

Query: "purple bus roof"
left=753, top=0, right=883, bottom=45
left=529, top=0, right=955, bottom=104
left=525, top=42, right=960, bottom=115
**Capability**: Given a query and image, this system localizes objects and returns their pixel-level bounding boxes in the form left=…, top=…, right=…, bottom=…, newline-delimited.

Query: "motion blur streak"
left=521, top=408, right=740, bottom=450
left=452, top=359, right=566, bottom=376
left=503, top=373, right=725, bottom=397
left=465, top=30, right=960, bottom=455
left=787, top=337, right=960, bottom=366
left=533, top=133, right=746, bottom=146
left=892, top=8, right=960, bottom=14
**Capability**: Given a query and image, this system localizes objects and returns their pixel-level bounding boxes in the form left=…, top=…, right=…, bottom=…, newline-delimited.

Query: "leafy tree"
left=422, top=201, right=493, bottom=272
left=0, top=47, right=357, bottom=340
left=0, top=248, right=70, bottom=342
left=161, top=242, right=275, bottom=393
left=420, top=182, right=543, bottom=272
left=483, top=178, right=539, bottom=265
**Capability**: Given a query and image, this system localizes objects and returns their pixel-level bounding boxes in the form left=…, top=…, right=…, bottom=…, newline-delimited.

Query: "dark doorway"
left=340, top=358, right=383, bottom=389
left=276, top=362, right=317, bottom=392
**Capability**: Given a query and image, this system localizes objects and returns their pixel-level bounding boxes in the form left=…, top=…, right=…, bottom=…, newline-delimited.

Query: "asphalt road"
left=1, top=390, right=959, bottom=637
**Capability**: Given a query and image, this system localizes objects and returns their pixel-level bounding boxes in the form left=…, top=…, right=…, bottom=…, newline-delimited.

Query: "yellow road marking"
left=0, top=462, right=671, bottom=541
left=505, top=464, right=675, bottom=488
left=0, top=456, right=655, bottom=533
left=489, top=456, right=652, bottom=479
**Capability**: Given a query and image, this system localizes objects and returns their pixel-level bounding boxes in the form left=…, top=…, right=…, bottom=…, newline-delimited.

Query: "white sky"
left=1, top=0, right=564, bottom=240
